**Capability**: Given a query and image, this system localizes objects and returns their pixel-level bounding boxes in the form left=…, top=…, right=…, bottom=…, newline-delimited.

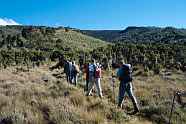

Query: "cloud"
left=0, top=18, right=21, bottom=25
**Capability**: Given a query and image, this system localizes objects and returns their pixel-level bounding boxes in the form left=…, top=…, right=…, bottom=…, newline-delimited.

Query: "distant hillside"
left=81, top=27, right=186, bottom=43
left=0, top=25, right=107, bottom=51
left=0, top=25, right=108, bottom=67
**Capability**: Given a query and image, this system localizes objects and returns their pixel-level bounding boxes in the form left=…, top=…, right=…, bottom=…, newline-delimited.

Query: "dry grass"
left=0, top=64, right=185, bottom=124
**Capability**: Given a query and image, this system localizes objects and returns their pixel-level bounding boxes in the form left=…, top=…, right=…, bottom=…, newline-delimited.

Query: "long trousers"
left=87, top=77, right=103, bottom=97
left=66, top=73, right=70, bottom=83
left=118, top=82, right=139, bottom=111
left=71, top=73, right=77, bottom=86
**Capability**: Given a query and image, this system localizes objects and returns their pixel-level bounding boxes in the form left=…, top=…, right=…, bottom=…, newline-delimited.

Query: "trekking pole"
left=111, top=73, right=117, bottom=124
left=112, top=73, right=116, bottom=104
left=169, top=91, right=176, bottom=124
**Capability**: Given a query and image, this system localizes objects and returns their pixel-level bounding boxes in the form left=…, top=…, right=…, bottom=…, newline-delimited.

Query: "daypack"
left=72, top=64, right=79, bottom=74
left=95, top=67, right=101, bottom=78
left=120, top=64, right=132, bottom=82
left=89, top=64, right=96, bottom=77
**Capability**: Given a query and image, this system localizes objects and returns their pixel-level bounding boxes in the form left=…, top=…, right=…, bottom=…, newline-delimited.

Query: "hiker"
left=86, top=60, right=103, bottom=98
left=71, top=61, right=80, bottom=86
left=95, top=63, right=103, bottom=98
left=117, top=60, right=139, bottom=114
left=79, top=57, right=84, bottom=71
left=86, top=59, right=96, bottom=96
left=64, top=60, right=70, bottom=82
left=68, top=61, right=73, bottom=84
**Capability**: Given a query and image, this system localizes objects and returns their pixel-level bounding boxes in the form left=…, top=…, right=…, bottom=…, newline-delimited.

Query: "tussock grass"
left=0, top=65, right=185, bottom=124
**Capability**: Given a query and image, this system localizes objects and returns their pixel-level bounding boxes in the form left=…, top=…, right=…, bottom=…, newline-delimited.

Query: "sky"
left=0, top=0, right=185, bottom=29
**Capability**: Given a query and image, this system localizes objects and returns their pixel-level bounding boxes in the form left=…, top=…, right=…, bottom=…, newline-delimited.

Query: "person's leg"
left=118, top=82, right=126, bottom=108
left=74, top=73, right=77, bottom=86
left=69, top=72, right=73, bottom=84
left=126, top=83, right=139, bottom=112
left=85, top=74, right=89, bottom=91
left=95, top=78, right=103, bottom=98
left=86, top=77, right=94, bottom=96
left=66, top=73, right=69, bottom=82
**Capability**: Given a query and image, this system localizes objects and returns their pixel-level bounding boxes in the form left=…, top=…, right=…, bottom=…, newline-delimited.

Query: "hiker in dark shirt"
left=117, top=60, right=139, bottom=115
left=71, top=61, right=80, bottom=86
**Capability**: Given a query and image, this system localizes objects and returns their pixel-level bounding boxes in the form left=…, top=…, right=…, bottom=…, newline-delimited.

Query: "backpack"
left=72, top=64, right=79, bottom=74
left=89, top=64, right=96, bottom=77
left=95, top=67, right=101, bottom=78
left=120, top=64, right=132, bottom=82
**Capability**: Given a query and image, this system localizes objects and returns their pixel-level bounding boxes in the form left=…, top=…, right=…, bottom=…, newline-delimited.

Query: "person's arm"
left=116, top=69, right=122, bottom=81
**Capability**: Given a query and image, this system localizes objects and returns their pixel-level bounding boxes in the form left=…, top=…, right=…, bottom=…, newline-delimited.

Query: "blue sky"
left=0, top=0, right=185, bottom=29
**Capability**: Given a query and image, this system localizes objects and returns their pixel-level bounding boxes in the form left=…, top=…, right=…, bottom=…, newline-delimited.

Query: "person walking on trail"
left=86, top=59, right=96, bottom=96
left=63, top=60, right=70, bottom=82
left=86, top=60, right=103, bottom=98
left=95, top=63, right=103, bottom=98
left=117, top=60, right=139, bottom=115
left=68, top=61, right=73, bottom=84
left=71, top=61, right=80, bottom=86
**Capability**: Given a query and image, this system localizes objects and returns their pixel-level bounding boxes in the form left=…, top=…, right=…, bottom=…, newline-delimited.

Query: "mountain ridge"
left=80, top=26, right=186, bottom=43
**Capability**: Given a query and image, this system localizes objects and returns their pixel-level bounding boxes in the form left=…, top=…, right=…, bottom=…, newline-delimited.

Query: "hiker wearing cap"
left=117, top=60, right=139, bottom=114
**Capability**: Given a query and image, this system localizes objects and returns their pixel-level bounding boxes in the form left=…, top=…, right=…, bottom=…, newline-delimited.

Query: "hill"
left=0, top=25, right=185, bottom=124
left=0, top=25, right=107, bottom=51
left=81, top=27, right=186, bottom=43
left=0, top=26, right=108, bottom=68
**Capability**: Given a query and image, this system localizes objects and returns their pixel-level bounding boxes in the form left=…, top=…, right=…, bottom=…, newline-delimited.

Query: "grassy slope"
left=53, top=29, right=108, bottom=51
left=0, top=26, right=108, bottom=52
left=0, top=64, right=185, bottom=124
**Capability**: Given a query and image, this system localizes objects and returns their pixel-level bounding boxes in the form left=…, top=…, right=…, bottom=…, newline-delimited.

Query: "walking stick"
left=169, top=91, right=176, bottom=124
left=111, top=73, right=117, bottom=124
left=112, top=73, right=116, bottom=104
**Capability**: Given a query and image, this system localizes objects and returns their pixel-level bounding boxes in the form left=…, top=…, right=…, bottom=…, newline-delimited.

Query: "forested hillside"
left=81, top=26, right=186, bottom=43
left=0, top=25, right=186, bottom=124
left=0, top=26, right=107, bottom=68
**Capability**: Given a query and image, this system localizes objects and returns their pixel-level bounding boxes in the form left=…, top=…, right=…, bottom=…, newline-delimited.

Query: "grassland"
left=0, top=64, right=185, bottom=124
left=54, top=29, right=108, bottom=51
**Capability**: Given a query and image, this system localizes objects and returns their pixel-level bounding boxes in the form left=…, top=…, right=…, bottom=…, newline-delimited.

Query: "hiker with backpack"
left=86, top=59, right=96, bottom=96
left=95, top=63, right=103, bottom=98
left=68, top=61, right=73, bottom=84
left=64, top=60, right=71, bottom=82
left=71, top=61, right=80, bottom=86
left=117, top=60, right=139, bottom=115
left=86, top=60, right=103, bottom=98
